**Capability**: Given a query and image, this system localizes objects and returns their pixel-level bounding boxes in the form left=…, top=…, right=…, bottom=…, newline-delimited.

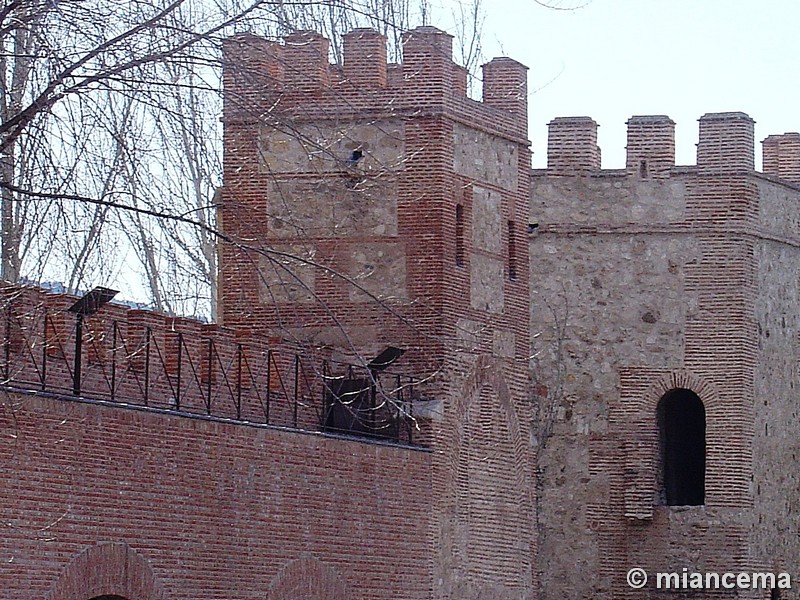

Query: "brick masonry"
left=0, top=392, right=431, bottom=599
left=4, top=24, right=800, bottom=600
left=763, top=132, right=800, bottom=185
left=221, top=27, right=535, bottom=600
left=1, top=26, right=535, bottom=600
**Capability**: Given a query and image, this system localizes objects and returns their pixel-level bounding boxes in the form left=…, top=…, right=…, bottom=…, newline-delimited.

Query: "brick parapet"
left=546, top=116, right=600, bottom=174
left=762, top=131, right=800, bottom=184
left=625, top=115, right=675, bottom=178
left=221, top=27, right=528, bottom=142
left=1, top=283, right=424, bottom=437
left=342, top=28, right=387, bottom=89
left=697, top=111, right=755, bottom=174
left=540, top=112, right=796, bottom=184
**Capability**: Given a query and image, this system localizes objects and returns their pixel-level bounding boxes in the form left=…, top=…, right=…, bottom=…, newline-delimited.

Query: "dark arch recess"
left=657, top=388, right=706, bottom=506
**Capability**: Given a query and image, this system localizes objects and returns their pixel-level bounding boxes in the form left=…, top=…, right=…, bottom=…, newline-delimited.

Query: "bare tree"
left=0, top=0, right=254, bottom=290
left=0, top=0, right=441, bottom=315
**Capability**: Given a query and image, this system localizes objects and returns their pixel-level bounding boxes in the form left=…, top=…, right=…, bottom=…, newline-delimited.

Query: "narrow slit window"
left=508, top=220, right=517, bottom=281
left=658, top=388, right=706, bottom=506
left=455, top=204, right=465, bottom=267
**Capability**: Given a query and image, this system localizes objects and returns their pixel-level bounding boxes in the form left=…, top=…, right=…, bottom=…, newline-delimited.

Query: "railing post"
left=265, top=349, right=271, bottom=424
left=293, top=354, right=299, bottom=428
left=175, top=331, right=183, bottom=411
left=320, top=360, right=328, bottom=429
left=72, top=313, right=84, bottom=396
left=370, top=370, right=377, bottom=438
left=206, top=338, right=213, bottom=416
left=396, top=373, right=402, bottom=443
left=111, top=322, right=117, bottom=401
left=3, top=302, right=10, bottom=382
left=236, top=344, right=243, bottom=421
left=41, top=308, right=48, bottom=391
left=143, top=327, right=151, bottom=406
left=408, top=379, right=414, bottom=445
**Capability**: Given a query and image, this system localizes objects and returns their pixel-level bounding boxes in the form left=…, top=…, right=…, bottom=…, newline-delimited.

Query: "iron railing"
left=0, top=295, right=421, bottom=445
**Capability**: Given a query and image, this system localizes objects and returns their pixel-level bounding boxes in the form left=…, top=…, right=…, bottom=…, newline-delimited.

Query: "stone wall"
left=12, top=21, right=800, bottom=600
left=530, top=172, right=709, bottom=599
left=530, top=112, right=800, bottom=599
left=750, top=179, right=800, bottom=585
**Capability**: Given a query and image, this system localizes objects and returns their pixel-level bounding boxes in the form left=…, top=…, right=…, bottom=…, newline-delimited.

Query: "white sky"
left=433, top=0, right=800, bottom=169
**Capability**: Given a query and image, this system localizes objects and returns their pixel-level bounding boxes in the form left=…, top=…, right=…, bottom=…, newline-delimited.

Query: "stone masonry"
left=220, top=27, right=535, bottom=600
left=532, top=111, right=800, bottom=599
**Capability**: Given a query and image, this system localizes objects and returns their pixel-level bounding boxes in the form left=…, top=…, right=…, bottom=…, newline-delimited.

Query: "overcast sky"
left=432, top=0, right=800, bottom=169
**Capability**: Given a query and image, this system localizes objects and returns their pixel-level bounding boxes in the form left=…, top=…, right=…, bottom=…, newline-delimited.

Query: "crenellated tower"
left=220, top=27, right=535, bottom=600
left=532, top=111, right=800, bottom=599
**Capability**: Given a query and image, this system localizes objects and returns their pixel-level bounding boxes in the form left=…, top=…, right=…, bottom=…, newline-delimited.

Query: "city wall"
left=0, top=389, right=432, bottom=600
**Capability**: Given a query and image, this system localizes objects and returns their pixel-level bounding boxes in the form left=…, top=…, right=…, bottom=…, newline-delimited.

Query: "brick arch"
left=640, top=369, right=723, bottom=415
left=442, top=354, right=533, bottom=598
left=46, top=542, right=167, bottom=600
left=449, top=354, right=529, bottom=507
left=268, top=556, right=351, bottom=600
left=622, top=368, right=739, bottom=517
left=451, top=354, right=525, bottom=452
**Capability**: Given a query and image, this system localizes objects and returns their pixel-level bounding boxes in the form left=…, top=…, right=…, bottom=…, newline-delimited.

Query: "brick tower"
left=220, top=27, right=536, bottom=599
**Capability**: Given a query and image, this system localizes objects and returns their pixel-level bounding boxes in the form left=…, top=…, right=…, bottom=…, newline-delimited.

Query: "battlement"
left=762, top=132, right=800, bottom=184
left=626, top=115, right=675, bottom=178
left=542, top=111, right=777, bottom=178
left=222, top=27, right=528, bottom=137
left=546, top=117, right=601, bottom=174
left=0, top=283, right=423, bottom=445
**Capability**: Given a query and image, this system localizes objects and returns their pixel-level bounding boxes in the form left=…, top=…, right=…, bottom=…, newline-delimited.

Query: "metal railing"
left=0, top=296, right=422, bottom=445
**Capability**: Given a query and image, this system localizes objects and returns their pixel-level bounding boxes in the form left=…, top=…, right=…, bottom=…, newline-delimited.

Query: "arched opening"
left=48, top=542, right=165, bottom=600
left=657, top=388, right=706, bottom=506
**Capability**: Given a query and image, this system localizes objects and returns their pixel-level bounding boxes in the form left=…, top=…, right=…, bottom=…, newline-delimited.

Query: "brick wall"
left=546, top=117, right=601, bottom=174
left=14, top=22, right=799, bottom=600
left=0, top=390, right=431, bottom=599
left=0, top=283, right=341, bottom=432
left=625, top=115, right=675, bottom=178
left=762, top=132, right=800, bottom=185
